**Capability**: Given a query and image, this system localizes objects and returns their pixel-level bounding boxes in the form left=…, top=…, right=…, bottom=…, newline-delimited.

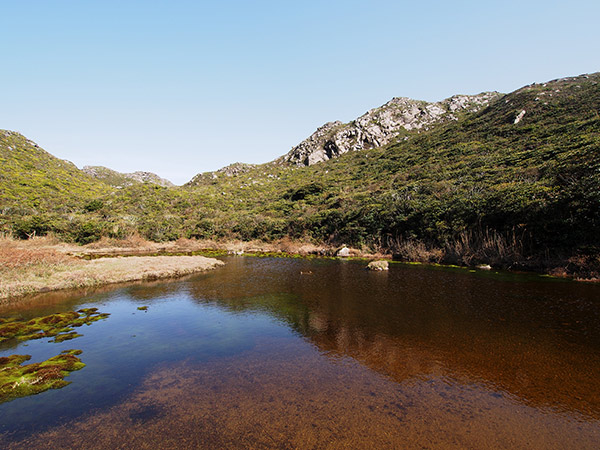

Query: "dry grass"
left=0, top=236, right=223, bottom=304
left=0, top=241, right=72, bottom=270
left=0, top=235, right=76, bottom=275
left=71, top=236, right=334, bottom=258
left=214, top=237, right=329, bottom=256
left=389, top=230, right=525, bottom=267
left=389, top=238, right=444, bottom=263
left=445, top=229, right=524, bottom=267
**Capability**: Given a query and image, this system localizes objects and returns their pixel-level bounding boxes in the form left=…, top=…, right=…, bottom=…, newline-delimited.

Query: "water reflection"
left=185, top=257, right=600, bottom=419
left=1, top=256, right=599, bottom=448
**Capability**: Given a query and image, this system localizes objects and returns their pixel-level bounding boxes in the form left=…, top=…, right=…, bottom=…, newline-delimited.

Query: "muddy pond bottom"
left=1, top=257, right=600, bottom=449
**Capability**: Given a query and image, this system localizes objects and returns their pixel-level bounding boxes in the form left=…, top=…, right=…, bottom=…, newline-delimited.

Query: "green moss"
left=190, top=249, right=229, bottom=257
left=53, top=331, right=83, bottom=342
left=0, top=308, right=110, bottom=343
left=0, top=349, right=85, bottom=404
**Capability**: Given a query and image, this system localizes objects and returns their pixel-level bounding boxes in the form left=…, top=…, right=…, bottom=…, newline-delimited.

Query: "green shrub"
left=84, top=199, right=104, bottom=212
left=72, top=221, right=104, bottom=244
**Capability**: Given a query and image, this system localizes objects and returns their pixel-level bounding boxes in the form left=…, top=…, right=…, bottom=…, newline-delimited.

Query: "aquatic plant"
left=0, top=349, right=85, bottom=404
left=0, top=308, right=110, bottom=343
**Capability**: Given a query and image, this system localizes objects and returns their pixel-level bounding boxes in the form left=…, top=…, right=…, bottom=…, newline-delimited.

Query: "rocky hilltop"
left=188, top=162, right=257, bottom=185
left=284, top=92, right=501, bottom=166
left=82, top=166, right=174, bottom=187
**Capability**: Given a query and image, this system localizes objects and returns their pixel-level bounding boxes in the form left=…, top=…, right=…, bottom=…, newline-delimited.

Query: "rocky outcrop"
left=284, top=92, right=501, bottom=166
left=214, top=162, right=256, bottom=177
left=82, top=166, right=174, bottom=188
left=125, top=171, right=174, bottom=187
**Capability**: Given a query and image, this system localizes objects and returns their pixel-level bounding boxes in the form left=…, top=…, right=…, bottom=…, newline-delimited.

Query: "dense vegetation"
left=1, top=73, right=599, bottom=273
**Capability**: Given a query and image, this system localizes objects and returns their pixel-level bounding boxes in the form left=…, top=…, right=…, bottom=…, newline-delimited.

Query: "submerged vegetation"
left=1, top=73, right=599, bottom=278
left=0, top=349, right=85, bottom=404
left=0, top=308, right=111, bottom=403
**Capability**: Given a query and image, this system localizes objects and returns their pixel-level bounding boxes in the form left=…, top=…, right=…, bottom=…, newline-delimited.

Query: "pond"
left=1, top=256, right=600, bottom=449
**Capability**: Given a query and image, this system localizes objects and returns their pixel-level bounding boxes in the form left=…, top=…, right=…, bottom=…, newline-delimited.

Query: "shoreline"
left=1, top=236, right=597, bottom=305
left=70, top=238, right=599, bottom=282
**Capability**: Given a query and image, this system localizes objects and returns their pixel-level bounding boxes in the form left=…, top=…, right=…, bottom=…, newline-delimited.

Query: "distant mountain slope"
left=283, top=92, right=501, bottom=166
left=0, top=130, right=109, bottom=212
left=82, top=166, right=174, bottom=187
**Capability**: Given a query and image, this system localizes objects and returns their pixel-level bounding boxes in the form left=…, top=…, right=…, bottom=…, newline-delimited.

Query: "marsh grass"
left=391, top=229, right=526, bottom=267
left=0, top=236, right=77, bottom=297
left=83, top=233, right=149, bottom=249
left=444, top=229, right=525, bottom=267
left=389, top=239, right=444, bottom=263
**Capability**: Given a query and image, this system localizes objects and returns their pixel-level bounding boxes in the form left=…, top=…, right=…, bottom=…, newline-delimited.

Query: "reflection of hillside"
left=308, top=319, right=600, bottom=420
left=187, top=257, right=600, bottom=419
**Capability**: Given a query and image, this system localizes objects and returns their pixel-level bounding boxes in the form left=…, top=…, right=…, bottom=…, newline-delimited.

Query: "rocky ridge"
left=284, top=92, right=502, bottom=166
left=82, top=166, right=174, bottom=188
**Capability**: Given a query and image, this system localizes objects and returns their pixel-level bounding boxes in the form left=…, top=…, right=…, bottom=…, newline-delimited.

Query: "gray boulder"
left=337, top=246, right=351, bottom=257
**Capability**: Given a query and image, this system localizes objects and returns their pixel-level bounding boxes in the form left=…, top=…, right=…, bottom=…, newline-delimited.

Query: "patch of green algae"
left=0, top=308, right=110, bottom=343
left=0, top=349, right=85, bottom=404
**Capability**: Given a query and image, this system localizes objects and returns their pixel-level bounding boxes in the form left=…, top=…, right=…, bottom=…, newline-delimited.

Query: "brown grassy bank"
left=1, top=234, right=597, bottom=303
left=0, top=236, right=223, bottom=304
left=70, top=235, right=336, bottom=258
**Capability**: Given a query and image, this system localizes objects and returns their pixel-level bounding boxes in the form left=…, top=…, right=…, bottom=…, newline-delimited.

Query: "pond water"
left=1, top=256, right=600, bottom=449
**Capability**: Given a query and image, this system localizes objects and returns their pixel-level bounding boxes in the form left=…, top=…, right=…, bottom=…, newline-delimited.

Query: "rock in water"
left=367, top=260, right=389, bottom=271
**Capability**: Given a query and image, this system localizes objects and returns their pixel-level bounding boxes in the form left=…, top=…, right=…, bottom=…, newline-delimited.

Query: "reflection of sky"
left=0, top=290, right=296, bottom=436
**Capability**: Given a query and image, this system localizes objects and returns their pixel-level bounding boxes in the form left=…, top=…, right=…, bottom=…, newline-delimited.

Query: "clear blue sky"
left=1, top=0, right=598, bottom=184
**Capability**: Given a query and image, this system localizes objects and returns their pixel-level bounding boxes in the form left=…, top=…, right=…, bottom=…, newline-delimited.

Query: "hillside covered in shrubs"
left=1, top=72, right=599, bottom=275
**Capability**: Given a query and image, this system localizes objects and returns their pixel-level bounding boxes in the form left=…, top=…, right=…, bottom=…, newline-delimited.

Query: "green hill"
left=0, top=131, right=109, bottom=213
left=183, top=74, right=598, bottom=241
left=0, top=131, right=115, bottom=241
